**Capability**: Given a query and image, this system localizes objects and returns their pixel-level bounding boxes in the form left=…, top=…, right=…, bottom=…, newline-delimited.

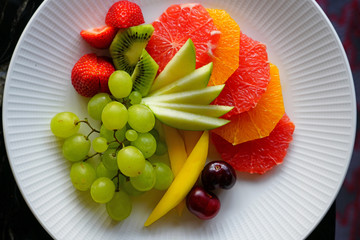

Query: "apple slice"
left=147, top=102, right=233, bottom=118
left=148, top=62, right=213, bottom=97
left=142, top=85, right=225, bottom=105
left=147, top=105, right=230, bottom=130
left=150, top=39, right=196, bottom=92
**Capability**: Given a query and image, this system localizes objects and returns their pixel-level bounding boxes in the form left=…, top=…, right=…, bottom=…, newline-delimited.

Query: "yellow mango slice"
left=144, top=131, right=209, bottom=226
left=180, top=130, right=203, bottom=155
left=163, top=125, right=187, bottom=175
left=163, top=125, right=187, bottom=215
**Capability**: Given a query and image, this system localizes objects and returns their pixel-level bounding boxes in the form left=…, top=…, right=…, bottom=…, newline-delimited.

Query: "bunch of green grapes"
left=49, top=70, right=174, bottom=222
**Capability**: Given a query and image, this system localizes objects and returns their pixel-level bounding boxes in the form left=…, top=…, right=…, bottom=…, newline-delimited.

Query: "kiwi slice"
left=131, top=49, right=159, bottom=97
left=109, top=24, right=154, bottom=74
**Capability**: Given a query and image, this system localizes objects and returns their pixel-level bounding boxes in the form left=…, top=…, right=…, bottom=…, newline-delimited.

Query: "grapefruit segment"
left=146, top=3, right=220, bottom=72
left=212, top=32, right=270, bottom=118
left=212, top=63, right=285, bottom=145
left=206, top=8, right=240, bottom=86
left=211, top=114, right=295, bottom=174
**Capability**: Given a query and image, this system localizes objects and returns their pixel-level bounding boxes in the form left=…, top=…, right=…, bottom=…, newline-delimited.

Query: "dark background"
left=1, top=0, right=358, bottom=239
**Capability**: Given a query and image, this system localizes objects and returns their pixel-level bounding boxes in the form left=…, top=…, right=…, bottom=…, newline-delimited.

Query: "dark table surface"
left=1, top=0, right=355, bottom=239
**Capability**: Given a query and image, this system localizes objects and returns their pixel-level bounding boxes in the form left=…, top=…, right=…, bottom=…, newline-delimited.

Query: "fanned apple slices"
left=148, top=62, right=213, bottom=97
left=142, top=38, right=232, bottom=131
left=144, top=102, right=233, bottom=118
left=146, top=106, right=230, bottom=131
left=142, top=85, right=225, bottom=105
left=150, top=39, right=196, bottom=92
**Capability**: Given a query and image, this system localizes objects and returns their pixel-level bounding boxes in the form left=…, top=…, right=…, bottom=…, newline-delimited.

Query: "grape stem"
left=112, top=170, right=126, bottom=192
left=112, top=130, right=125, bottom=146
left=76, top=119, right=100, bottom=139
left=83, top=152, right=100, bottom=161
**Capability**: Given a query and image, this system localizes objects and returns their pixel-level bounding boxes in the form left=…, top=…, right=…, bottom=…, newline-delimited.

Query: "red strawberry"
left=105, top=1, right=144, bottom=28
left=71, top=53, right=100, bottom=97
left=71, top=54, right=116, bottom=97
left=97, top=56, right=115, bottom=93
left=80, top=25, right=117, bottom=49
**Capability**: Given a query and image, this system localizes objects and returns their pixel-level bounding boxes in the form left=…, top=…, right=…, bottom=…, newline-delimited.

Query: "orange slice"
left=206, top=8, right=240, bottom=86
left=212, top=63, right=285, bottom=145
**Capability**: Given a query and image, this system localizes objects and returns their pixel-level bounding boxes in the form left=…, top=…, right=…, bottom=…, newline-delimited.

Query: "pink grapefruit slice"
left=146, top=3, right=220, bottom=72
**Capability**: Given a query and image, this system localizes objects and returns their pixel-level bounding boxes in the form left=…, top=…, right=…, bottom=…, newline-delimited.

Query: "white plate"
left=3, top=0, right=356, bottom=239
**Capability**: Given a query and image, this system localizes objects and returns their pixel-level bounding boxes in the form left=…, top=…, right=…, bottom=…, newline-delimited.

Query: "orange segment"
left=206, top=9, right=240, bottom=86
left=212, top=63, right=285, bottom=145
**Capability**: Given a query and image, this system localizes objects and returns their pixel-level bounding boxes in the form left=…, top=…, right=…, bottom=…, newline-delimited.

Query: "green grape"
left=148, top=152, right=170, bottom=166
left=149, top=129, right=160, bottom=141
left=87, top=93, right=112, bottom=120
left=131, top=132, right=157, bottom=158
left=155, top=140, right=167, bottom=156
left=90, top=177, right=116, bottom=203
left=130, top=160, right=156, bottom=191
left=100, top=124, right=117, bottom=149
left=62, top=134, right=90, bottom=162
left=100, top=124, right=126, bottom=149
left=101, top=101, right=128, bottom=130
left=96, top=162, right=117, bottom=179
left=154, top=118, right=165, bottom=137
left=108, top=70, right=133, bottom=98
left=101, top=148, right=119, bottom=171
left=70, top=162, right=96, bottom=191
left=153, top=162, right=174, bottom=190
left=92, top=137, right=108, bottom=153
left=115, top=126, right=127, bottom=143
left=125, top=129, right=138, bottom=142
left=106, top=190, right=132, bottom=221
left=117, top=146, right=145, bottom=177
left=50, top=112, right=80, bottom=138
left=127, top=104, right=155, bottom=133
left=128, top=91, right=142, bottom=105
left=123, top=180, right=144, bottom=196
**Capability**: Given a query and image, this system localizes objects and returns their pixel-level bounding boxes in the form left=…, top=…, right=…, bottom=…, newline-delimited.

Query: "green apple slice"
left=148, top=62, right=213, bottom=97
left=147, top=105, right=230, bottom=130
left=147, top=102, right=233, bottom=117
left=142, top=85, right=225, bottom=105
left=150, top=39, right=196, bottom=92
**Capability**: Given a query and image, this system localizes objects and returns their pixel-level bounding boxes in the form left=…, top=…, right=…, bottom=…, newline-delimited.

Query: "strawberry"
left=97, top=56, right=115, bottom=93
left=71, top=54, right=115, bottom=97
left=71, top=53, right=100, bottom=97
left=105, top=1, right=144, bottom=28
left=80, top=25, right=117, bottom=49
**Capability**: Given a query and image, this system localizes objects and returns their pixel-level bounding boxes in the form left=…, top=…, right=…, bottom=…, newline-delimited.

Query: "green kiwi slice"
left=109, top=24, right=154, bottom=74
left=131, top=49, right=159, bottom=97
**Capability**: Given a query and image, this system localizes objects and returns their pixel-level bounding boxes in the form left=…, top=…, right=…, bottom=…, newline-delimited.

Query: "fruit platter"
left=2, top=0, right=356, bottom=239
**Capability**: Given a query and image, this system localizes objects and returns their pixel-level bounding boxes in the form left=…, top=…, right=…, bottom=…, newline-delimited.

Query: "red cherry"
left=201, top=160, right=237, bottom=191
left=186, top=186, right=220, bottom=220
